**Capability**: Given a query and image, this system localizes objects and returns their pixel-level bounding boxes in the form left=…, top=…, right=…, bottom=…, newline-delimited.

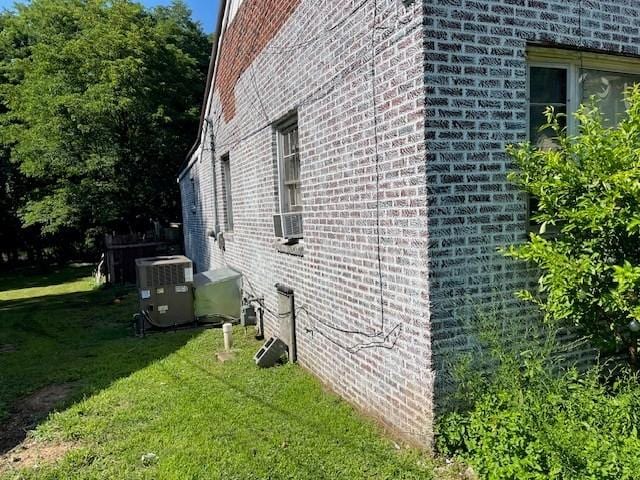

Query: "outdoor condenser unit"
left=135, top=255, right=194, bottom=328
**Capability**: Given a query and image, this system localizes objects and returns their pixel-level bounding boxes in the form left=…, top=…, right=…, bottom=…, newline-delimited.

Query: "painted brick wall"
left=215, top=0, right=301, bottom=121
left=424, top=0, right=640, bottom=404
left=180, top=0, right=433, bottom=446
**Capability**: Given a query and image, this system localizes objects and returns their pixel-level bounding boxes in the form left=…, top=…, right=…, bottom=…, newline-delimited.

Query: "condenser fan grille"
left=149, top=264, right=185, bottom=287
left=135, top=256, right=192, bottom=288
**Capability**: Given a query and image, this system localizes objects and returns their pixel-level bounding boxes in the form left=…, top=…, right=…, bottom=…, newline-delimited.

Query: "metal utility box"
left=193, top=267, right=242, bottom=322
left=135, top=255, right=194, bottom=328
left=276, top=283, right=297, bottom=362
left=241, top=303, right=257, bottom=327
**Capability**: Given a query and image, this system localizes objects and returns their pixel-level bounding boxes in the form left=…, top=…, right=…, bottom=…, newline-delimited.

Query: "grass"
left=0, top=266, right=454, bottom=479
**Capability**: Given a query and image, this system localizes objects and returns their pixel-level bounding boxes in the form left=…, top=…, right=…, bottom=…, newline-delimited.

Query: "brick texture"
left=215, top=0, right=301, bottom=121
left=181, top=0, right=640, bottom=446
left=424, top=0, right=640, bottom=407
left=181, top=0, right=433, bottom=446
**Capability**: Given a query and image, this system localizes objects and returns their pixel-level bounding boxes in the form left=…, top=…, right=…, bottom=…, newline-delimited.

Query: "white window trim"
left=527, top=47, right=640, bottom=137
left=527, top=47, right=640, bottom=75
left=275, top=115, right=301, bottom=215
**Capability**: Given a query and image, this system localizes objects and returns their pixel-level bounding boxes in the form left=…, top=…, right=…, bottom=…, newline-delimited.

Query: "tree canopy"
left=0, top=0, right=210, bottom=260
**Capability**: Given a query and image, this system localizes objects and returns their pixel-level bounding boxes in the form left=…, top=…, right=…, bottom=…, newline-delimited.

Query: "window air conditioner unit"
left=273, top=212, right=303, bottom=240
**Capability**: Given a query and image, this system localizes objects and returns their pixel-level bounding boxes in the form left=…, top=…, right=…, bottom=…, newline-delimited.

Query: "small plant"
left=437, top=364, right=640, bottom=480
left=436, top=303, right=640, bottom=480
left=505, top=85, right=640, bottom=367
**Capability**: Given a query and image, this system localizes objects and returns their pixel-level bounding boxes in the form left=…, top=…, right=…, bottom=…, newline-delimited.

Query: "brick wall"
left=215, top=0, right=301, bottom=121
left=180, top=0, right=640, bottom=445
left=424, top=0, right=640, bottom=404
left=180, top=0, right=433, bottom=446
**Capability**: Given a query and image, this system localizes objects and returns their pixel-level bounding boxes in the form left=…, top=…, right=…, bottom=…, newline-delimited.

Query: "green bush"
left=436, top=322, right=640, bottom=480
left=505, top=85, right=640, bottom=366
left=437, top=366, right=640, bottom=480
left=438, top=85, right=640, bottom=480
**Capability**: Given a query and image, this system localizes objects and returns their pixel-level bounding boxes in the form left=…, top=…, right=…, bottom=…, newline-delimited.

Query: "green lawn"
left=0, top=266, right=456, bottom=479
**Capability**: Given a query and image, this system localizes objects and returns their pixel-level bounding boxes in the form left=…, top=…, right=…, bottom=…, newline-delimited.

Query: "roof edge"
left=178, top=0, right=228, bottom=179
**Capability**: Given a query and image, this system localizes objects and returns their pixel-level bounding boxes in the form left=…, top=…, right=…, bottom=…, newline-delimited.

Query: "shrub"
left=505, top=85, right=640, bottom=367
left=437, top=366, right=640, bottom=480
left=436, top=314, right=640, bottom=480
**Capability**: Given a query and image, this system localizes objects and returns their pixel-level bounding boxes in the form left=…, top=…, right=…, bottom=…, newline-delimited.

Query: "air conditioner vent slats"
left=137, top=257, right=188, bottom=288
left=273, top=212, right=303, bottom=239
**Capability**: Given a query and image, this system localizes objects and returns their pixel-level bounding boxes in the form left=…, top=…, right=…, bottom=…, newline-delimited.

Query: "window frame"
left=274, top=114, right=302, bottom=215
left=221, top=153, right=234, bottom=232
left=189, top=173, right=198, bottom=213
left=527, top=48, right=640, bottom=139
left=526, top=62, right=575, bottom=138
left=525, top=47, right=640, bottom=228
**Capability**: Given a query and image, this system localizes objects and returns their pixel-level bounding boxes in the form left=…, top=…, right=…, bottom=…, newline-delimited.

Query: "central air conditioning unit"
left=135, top=255, right=194, bottom=329
left=273, top=212, right=303, bottom=240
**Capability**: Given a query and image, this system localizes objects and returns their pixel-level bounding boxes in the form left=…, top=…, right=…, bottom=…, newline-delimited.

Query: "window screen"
left=529, top=66, right=568, bottom=149
left=277, top=119, right=302, bottom=213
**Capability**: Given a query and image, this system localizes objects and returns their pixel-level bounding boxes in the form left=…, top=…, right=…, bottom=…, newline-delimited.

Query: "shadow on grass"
left=163, top=353, right=433, bottom=478
left=0, top=268, right=200, bottom=454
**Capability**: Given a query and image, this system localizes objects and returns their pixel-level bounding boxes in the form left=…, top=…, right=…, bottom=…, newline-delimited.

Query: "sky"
left=0, top=0, right=219, bottom=33
left=143, top=0, right=218, bottom=33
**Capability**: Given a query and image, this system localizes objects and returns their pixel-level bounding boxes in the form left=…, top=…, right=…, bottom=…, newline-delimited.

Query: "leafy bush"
left=505, top=86, right=640, bottom=366
left=437, top=367, right=640, bottom=480
left=436, top=313, right=640, bottom=480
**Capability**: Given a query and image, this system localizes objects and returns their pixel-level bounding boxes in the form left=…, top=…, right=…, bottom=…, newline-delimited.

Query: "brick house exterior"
left=179, top=0, right=640, bottom=447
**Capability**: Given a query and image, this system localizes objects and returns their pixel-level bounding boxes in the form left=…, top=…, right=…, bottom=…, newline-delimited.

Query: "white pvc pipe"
left=223, top=323, right=233, bottom=351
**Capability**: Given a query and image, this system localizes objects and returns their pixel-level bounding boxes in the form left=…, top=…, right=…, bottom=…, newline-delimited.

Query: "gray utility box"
left=193, top=267, right=242, bottom=322
left=276, top=283, right=297, bottom=362
left=135, top=255, right=194, bottom=328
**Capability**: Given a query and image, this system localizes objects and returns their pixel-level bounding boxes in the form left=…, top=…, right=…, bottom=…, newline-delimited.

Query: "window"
left=276, top=116, right=302, bottom=214
left=528, top=66, right=568, bottom=149
left=221, top=154, right=233, bottom=232
left=527, top=47, right=640, bottom=223
left=581, top=69, right=640, bottom=127
left=190, top=174, right=198, bottom=213
left=528, top=48, right=640, bottom=144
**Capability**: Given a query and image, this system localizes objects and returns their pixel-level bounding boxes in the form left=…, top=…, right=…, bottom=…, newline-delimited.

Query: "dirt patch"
left=0, top=438, right=74, bottom=474
left=0, top=344, right=17, bottom=354
left=0, top=383, right=75, bottom=454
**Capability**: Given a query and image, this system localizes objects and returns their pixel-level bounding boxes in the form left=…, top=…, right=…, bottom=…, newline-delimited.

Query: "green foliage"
left=0, top=0, right=210, bottom=254
left=436, top=310, right=640, bottom=480
left=437, top=367, right=640, bottom=480
left=504, top=86, right=640, bottom=364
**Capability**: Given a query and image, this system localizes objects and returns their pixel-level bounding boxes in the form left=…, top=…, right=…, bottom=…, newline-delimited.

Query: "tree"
left=0, top=9, right=34, bottom=264
left=505, top=86, right=640, bottom=368
left=0, top=0, right=210, bottom=255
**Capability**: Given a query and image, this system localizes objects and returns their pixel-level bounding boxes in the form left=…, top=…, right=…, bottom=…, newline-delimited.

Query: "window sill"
left=224, top=232, right=234, bottom=242
left=274, top=240, right=304, bottom=257
left=527, top=223, right=560, bottom=237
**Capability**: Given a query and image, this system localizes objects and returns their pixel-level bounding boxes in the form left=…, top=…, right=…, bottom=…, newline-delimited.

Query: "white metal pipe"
left=223, top=323, right=233, bottom=351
